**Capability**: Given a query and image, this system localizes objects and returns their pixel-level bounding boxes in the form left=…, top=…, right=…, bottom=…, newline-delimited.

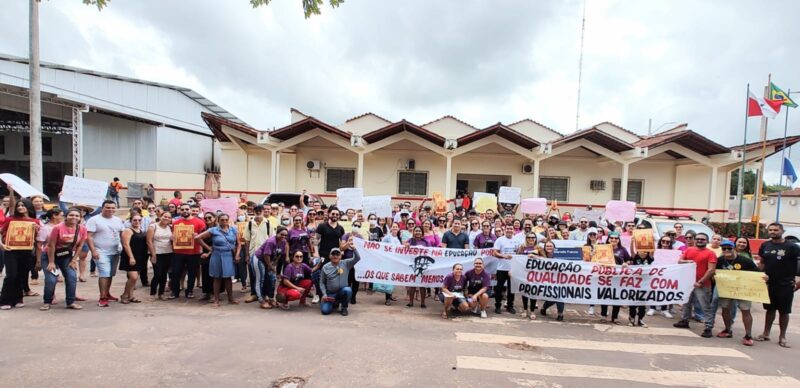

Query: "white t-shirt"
left=86, top=215, right=124, bottom=255
left=493, top=235, right=520, bottom=271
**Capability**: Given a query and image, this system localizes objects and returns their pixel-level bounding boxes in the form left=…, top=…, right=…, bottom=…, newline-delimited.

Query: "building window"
left=398, top=171, right=427, bottom=196
left=539, top=177, right=569, bottom=201
left=325, top=168, right=355, bottom=192
left=23, top=136, right=53, bottom=156
left=612, top=179, right=644, bottom=203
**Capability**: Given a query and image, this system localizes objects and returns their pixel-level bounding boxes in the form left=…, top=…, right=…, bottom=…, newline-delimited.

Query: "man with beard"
left=673, top=232, right=717, bottom=338
left=756, top=223, right=800, bottom=348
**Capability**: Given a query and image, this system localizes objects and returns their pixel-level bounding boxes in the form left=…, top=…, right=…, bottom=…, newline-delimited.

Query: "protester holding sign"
left=537, top=241, right=565, bottom=321
left=624, top=249, right=654, bottom=327
left=0, top=198, right=41, bottom=309
left=714, top=240, right=761, bottom=345
left=147, top=212, right=173, bottom=301
left=599, top=232, right=628, bottom=324
left=171, top=204, right=206, bottom=300
left=673, top=232, right=717, bottom=338
left=757, top=223, right=800, bottom=348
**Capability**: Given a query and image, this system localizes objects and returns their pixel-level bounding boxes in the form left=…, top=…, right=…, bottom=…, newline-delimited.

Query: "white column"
left=270, top=149, right=278, bottom=192
left=532, top=159, right=540, bottom=197
left=356, top=152, right=365, bottom=188
left=444, top=155, right=453, bottom=199
left=620, top=162, right=630, bottom=201
left=708, top=166, right=719, bottom=219
left=275, top=151, right=281, bottom=191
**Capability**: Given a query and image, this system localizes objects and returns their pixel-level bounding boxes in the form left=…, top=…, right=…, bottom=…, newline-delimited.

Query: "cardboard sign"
left=715, top=270, right=770, bottom=303
left=362, top=195, right=392, bottom=218
left=591, top=244, right=616, bottom=266
left=473, top=192, right=497, bottom=213
left=432, top=192, right=447, bottom=215
left=126, top=182, right=145, bottom=198
left=61, top=175, right=107, bottom=206
left=200, top=197, right=239, bottom=218
left=605, top=200, right=636, bottom=223
left=0, top=173, right=49, bottom=200
left=633, top=229, right=655, bottom=253
left=172, top=224, right=195, bottom=250
left=4, top=221, right=35, bottom=250
left=336, top=188, right=363, bottom=211
left=498, top=186, right=521, bottom=204
left=653, top=249, right=682, bottom=265
left=236, top=221, right=247, bottom=241
left=573, top=209, right=603, bottom=223
left=521, top=198, right=548, bottom=215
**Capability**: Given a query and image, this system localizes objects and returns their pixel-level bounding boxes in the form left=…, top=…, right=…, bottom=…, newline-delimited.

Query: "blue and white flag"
left=784, top=157, right=798, bottom=184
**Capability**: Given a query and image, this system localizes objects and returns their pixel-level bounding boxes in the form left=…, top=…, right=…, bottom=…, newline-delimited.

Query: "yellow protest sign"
left=474, top=192, right=497, bottom=213
left=633, top=229, right=655, bottom=253
left=714, top=270, right=770, bottom=304
left=339, top=221, right=353, bottom=234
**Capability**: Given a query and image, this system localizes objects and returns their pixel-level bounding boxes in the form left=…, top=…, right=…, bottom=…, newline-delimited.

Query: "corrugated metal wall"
left=82, top=112, right=157, bottom=170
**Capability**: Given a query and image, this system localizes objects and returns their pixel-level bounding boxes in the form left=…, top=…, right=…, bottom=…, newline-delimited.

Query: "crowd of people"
left=0, top=186, right=797, bottom=348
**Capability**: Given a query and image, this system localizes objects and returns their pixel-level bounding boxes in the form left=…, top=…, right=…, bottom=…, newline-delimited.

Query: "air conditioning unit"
left=590, top=180, right=606, bottom=191
left=790, top=199, right=798, bottom=206
left=306, top=160, right=321, bottom=171
left=521, top=163, right=534, bottom=174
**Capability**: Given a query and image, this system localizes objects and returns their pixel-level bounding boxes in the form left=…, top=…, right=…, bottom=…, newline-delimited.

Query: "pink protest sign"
left=200, top=197, right=239, bottom=218
left=521, top=198, right=548, bottom=215
left=653, top=249, right=682, bottom=265
left=604, top=200, right=636, bottom=223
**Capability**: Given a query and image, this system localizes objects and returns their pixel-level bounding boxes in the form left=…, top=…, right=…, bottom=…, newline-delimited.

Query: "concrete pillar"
left=620, top=162, right=630, bottom=201
left=356, top=152, right=365, bottom=188
left=270, top=149, right=278, bottom=192
left=708, top=166, right=719, bottom=219
left=532, top=159, right=540, bottom=197
left=445, top=155, right=453, bottom=199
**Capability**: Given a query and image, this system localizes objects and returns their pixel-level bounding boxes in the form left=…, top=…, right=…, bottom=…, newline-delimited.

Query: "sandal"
left=211, top=302, right=220, bottom=308
left=779, top=338, right=791, bottom=348
left=25, top=291, right=40, bottom=297
left=228, top=300, right=240, bottom=305
left=79, top=277, right=87, bottom=283
left=129, top=298, right=142, bottom=303
left=441, top=312, right=448, bottom=319
left=120, top=299, right=131, bottom=305
left=66, top=304, right=83, bottom=310
left=755, top=335, right=771, bottom=342
left=39, top=304, right=51, bottom=311
left=420, top=303, right=427, bottom=309
left=406, top=303, right=413, bottom=308
left=260, top=302, right=272, bottom=309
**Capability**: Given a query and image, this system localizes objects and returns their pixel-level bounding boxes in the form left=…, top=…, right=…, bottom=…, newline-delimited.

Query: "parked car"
left=634, top=210, right=715, bottom=241
left=260, top=192, right=326, bottom=208
left=783, top=227, right=800, bottom=243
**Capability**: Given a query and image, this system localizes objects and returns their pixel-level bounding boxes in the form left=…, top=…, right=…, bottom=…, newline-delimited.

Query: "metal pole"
left=775, top=88, right=792, bottom=223
left=28, top=0, right=42, bottom=191
left=753, top=76, right=771, bottom=239
left=574, top=0, right=586, bottom=132
left=737, top=84, right=750, bottom=237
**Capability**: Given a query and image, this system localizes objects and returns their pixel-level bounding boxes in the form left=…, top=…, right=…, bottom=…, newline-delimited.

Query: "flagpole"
left=753, top=74, right=771, bottom=239
left=737, top=83, right=750, bottom=238
left=775, top=88, right=792, bottom=223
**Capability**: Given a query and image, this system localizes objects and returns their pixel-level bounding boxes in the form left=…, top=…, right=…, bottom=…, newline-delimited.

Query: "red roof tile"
left=733, top=135, right=800, bottom=153
left=635, top=130, right=729, bottom=155
left=768, top=188, right=800, bottom=197
left=458, top=123, right=540, bottom=149
left=362, top=120, right=446, bottom=147
left=202, top=112, right=260, bottom=142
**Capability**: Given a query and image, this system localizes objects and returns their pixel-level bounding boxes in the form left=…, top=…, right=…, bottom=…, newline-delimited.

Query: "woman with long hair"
left=147, top=212, right=173, bottom=301
left=276, top=250, right=313, bottom=310
left=254, top=226, right=290, bottom=309
left=517, top=232, right=541, bottom=319
left=120, top=214, right=147, bottom=304
left=421, top=219, right=440, bottom=248
left=435, top=215, right=448, bottom=239
left=538, top=240, right=565, bottom=321
left=0, top=198, right=40, bottom=309
left=404, top=226, right=430, bottom=308
left=735, top=237, right=754, bottom=261
left=199, top=212, right=217, bottom=301
left=441, top=263, right=469, bottom=319
left=601, top=232, right=629, bottom=324
left=195, top=213, right=241, bottom=308
left=624, top=248, right=654, bottom=327
left=35, top=207, right=62, bottom=297
left=41, top=207, right=87, bottom=310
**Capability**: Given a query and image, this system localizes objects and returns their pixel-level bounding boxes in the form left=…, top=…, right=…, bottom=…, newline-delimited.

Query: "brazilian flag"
left=770, top=82, right=798, bottom=108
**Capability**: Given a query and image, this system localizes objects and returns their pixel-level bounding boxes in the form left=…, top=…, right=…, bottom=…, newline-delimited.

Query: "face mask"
left=281, top=219, right=291, bottom=226
left=352, top=227, right=360, bottom=234
left=536, top=221, right=543, bottom=226
left=369, top=220, right=377, bottom=227
left=237, top=215, right=246, bottom=222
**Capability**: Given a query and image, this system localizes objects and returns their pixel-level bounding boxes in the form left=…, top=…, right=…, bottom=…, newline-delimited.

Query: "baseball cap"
left=587, top=227, right=598, bottom=235
left=720, top=240, right=735, bottom=248
left=330, top=248, right=343, bottom=255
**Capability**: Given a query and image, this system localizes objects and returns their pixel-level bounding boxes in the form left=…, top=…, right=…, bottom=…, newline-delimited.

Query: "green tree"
left=84, top=0, right=343, bottom=18
left=729, top=169, right=759, bottom=196
left=765, top=184, right=791, bottom=194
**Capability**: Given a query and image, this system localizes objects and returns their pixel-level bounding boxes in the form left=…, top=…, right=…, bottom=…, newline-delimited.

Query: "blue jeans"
left=692, top=296, right=704, bottom=321
left=710, top=287, right=737, bottom=327
left=41, top=254, right=77, bottom=306
left=250, top=256, right=275, bottom=303
left=681, top=287, right=713, bottom=329
left=321, top=287, right=352, bottom=315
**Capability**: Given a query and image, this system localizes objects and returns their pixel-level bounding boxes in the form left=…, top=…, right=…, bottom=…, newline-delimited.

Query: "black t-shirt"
left=715, top=255, right=758, bottom=272
left=369, top=226, right=384, bottom=242
left=316, top=222, right=345, bottom=258
left=759, top=241, right=799, bottom=286
left=442, top=230, right=469, bottom=249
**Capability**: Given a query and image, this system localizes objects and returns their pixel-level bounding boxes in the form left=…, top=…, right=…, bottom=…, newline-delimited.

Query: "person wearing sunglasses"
left=242, top=205, right=271, bottom=305
left=714, top=240, right=761, bottom=345
left=647, top=236, right=675, bottom=318
left=601, top=232, right=629, bottom=324
left=517, top=233, right=542, bottom=319
left=623, top=248, right=654, bottom=327
left=276, top=250, right=313, bottom=310
left=674, top=232, right=717, bottom=338
left=538, top=241, right=565, bottom=321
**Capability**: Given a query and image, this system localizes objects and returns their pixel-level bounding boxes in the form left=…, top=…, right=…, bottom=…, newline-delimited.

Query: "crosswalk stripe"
left=457, top=356, right=799, bottom=388
left=455, top=332, right=749, bottom=358
left=592, top=323, right=699, bottom=337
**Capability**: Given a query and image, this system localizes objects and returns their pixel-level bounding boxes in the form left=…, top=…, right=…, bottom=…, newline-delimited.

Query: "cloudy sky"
left=1, top=0, right=798, bottom=184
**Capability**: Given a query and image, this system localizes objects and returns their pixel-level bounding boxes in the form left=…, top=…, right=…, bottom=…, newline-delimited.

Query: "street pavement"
left=1, top=275, right=798, bottom=388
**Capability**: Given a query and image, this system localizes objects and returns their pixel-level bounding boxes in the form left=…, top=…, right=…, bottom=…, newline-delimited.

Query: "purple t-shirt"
left=422, top=233, right=440, bottom=247
left=407, top=238, right=430, bottom=247
left=443, top=274, right=467, bottom=293
left=255, top=236, right=286, bottom=261
left=473, top=233, right=496, bottom=249
left=464, top=269, right=491, bottom=294
left=288, top=228, right=310, bottom=253
left=282, top=263, right=312, bottom=284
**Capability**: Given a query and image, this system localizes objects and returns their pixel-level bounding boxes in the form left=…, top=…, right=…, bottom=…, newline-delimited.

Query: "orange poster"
left=236, top=221, right=247, bottom=241
left=173, top=224, right=195, bottom=250
left=633, top=229, right=655, bottom=253
left=5, top=221, right=35, bottom=250
left=433, top=192, right=447, bottom=215
left=591, top=244, right=616, bottom=266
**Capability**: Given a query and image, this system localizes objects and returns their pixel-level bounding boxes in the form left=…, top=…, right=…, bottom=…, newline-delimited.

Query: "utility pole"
left=29, top=0, right=43, bottom=191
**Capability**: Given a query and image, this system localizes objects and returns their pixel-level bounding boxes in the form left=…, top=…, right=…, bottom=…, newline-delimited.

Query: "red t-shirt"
left=0, top=216, right=40, bottom=238
left=169, top=198, right=183, bottom=208
left=172, top=217, right=206, bottom=255
left=684, top=247, right=717, bottom=287
left=49, top=223, right=88, bottom=250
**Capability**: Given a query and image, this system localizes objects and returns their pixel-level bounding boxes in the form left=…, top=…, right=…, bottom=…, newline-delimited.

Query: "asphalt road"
left=1, top=275, right=798, bottom=388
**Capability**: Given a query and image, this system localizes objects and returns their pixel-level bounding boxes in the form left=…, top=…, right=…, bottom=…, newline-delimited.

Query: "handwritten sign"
left=60, top=175, right=107, bottom=206
left=605, top=200, right=636, bottom=223
left=498, top=186, right=521, bottom=204
left=336, top=188, right=363, bottom=211
left=633, top=229, right=655, bottom=253
left=200, top=197, right=239, bottom=218
left=715, top=270, right=770, bottom=303
left=521, top=198, right=548, bottom=215
left=0, top=173, right=49, bottom=200
left=362, top=195, right=392, bottom=218
left=653, top=249, right=682, bottom=265
left=473, top=192, right=497, bottom=213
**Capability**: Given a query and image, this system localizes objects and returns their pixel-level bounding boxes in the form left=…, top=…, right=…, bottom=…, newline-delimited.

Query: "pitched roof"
left=733, top=136, right=800, bottom=153
left=345, top=112, right=392, bottom=123
left=635, top=130, right=729, bottom=155
left=202, top=112, right=260, bottom=142
left=595, top=120, right=641, bottom=140
left=457, top=123, right=540, bottom=149
left=269, top=116, right=352, bottom=140
left=553, top=126, right=634, bottom=152
left=421, top=115, right=478, bottom=131
left=362, top=120, right=446, bottom=147
left=767, top=188, right=800, bottom=197
left=507, top=118, right=563, bottom=137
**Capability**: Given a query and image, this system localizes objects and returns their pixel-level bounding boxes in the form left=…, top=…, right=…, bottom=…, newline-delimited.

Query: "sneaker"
left=350, top=297, right=357, bottom=305
left=673, top=320, right=690, bottom=328
left=14, top=302, right=24, bottom=308
left=587, top=306, right=595, bottom=316
left=637, top=320, right=647, bottom=328
left=480, top=310, right=487, bottom=319
left=107, top=295, right=119, bottom=302
left=0, top=305, right=10, bottom=310
left=199, top=293, right=211, bottom=301
left=742, top=336, right=754, bottom=346
left=244, top=295, right=258, bottom=303
left=494, top=307, right=502, bottom=314
left=66, top=303, right=83, bottom=310
left=98, top=299, right=109, bottom=307
left=312, top=295, right=320, bottom=304
left=701, top=328, right=713, bottom=338
left=507, top=307, right=517, bottom=315
left=662, top=310, right=674, bottom=319
left=646, top=308, right=655, bottom=316
left=472, top=306, right=479, bottom=315
left=39, top=304, right=51, bottom=311
left=340, top=308, right=349, bottom=316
